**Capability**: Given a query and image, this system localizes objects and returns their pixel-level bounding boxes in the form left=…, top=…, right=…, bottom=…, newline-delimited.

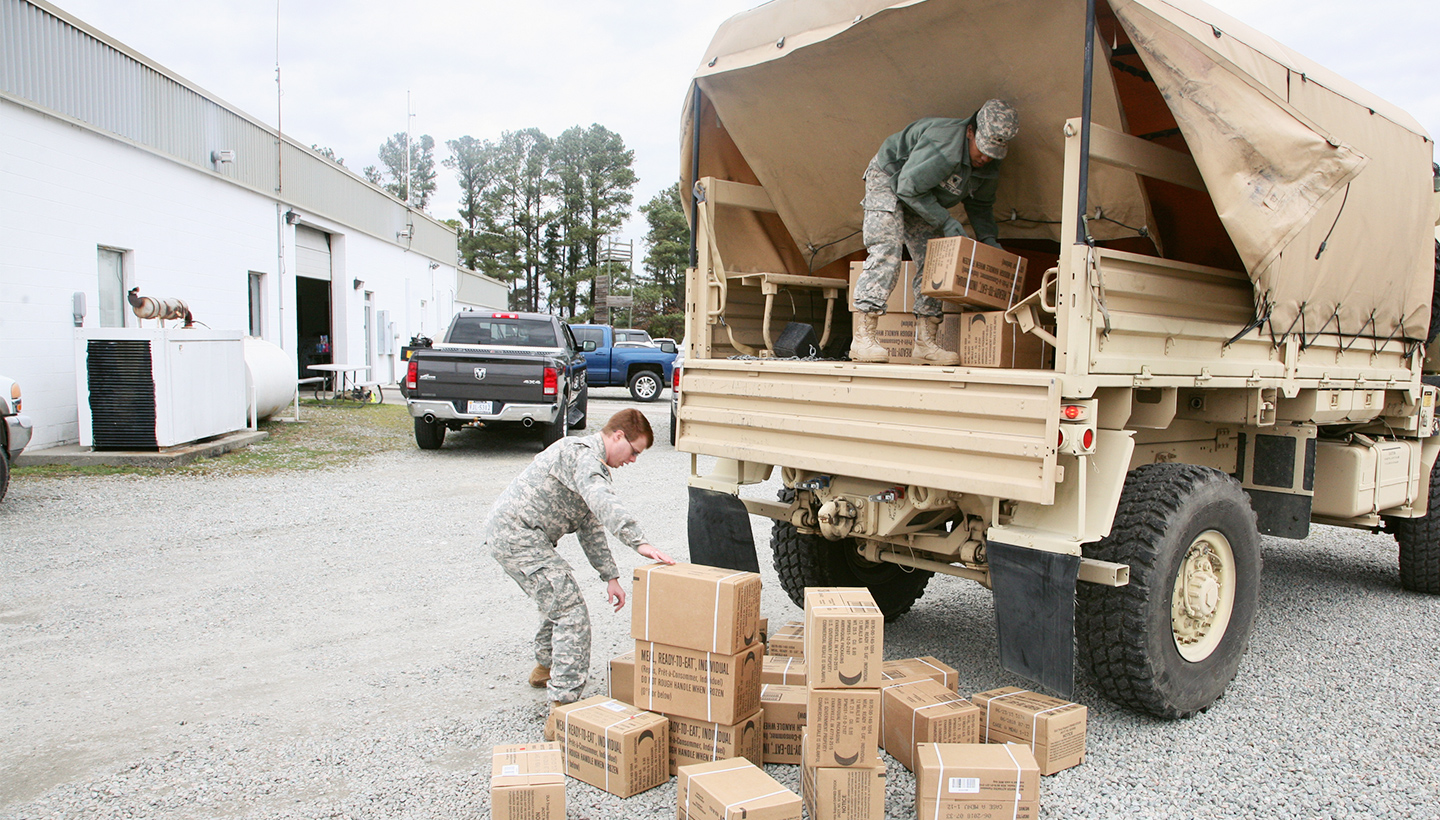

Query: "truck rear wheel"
left=770, top=489, right=931, bottom=621
left=539, top=404, right=566, bottom=447
left=569, top=385, right=589, bottom=430
left=1077, top=463, right=1262, bottom=719
left=628, top=370, right=662, bottom=402
left=413, top=418, right=445, bottom=450
left=1383, top=456, right=1440, bottom=593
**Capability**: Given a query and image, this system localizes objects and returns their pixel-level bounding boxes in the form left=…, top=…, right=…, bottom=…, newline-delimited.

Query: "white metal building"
left=0, top=0, right=504, bottom=451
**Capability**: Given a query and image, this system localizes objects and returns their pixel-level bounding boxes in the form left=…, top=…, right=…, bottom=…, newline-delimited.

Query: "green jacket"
left=872, top=115, right=1002, bottom=245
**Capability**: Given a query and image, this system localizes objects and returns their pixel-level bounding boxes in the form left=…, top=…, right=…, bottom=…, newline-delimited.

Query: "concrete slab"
left=15, top=430, right=269, bottom=468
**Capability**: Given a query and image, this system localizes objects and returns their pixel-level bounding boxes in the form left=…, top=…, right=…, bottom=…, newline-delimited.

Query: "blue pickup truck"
left=569, top=324, right=677, bottom=402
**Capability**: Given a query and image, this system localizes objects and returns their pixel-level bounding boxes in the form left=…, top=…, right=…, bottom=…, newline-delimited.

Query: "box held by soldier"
left=759, top=683, right=807, bottom=764
left=880, top=678, right=981, bottom=772
left=543, top=697, right=668, bottom=798
left=921, top=236, right=1028, bottom=311
left=971, top=687, right=1088, bottom=775
left=915, top=742, right=1040, bottom=820
left=666, top=708, right=764, bottom=775
left=767, top=621, right=805, bottom=659
left=800, top=729, right=886, bottom=820
left=804, top=588, right=883, bottom=689
left=491, top=743, right=564, bottom=820
left=804, top=687, right=880, bottom=768
left=677, top=758, right=802, bottom=820
left=762, top=656, right=806, bottom=687
left=609, top=649, right=635, bottom=704
left=631, top=563, right=762, bottom=655
left=881, top=656, right=959, bottom=691
left=633, top=640, right=763, bottom=725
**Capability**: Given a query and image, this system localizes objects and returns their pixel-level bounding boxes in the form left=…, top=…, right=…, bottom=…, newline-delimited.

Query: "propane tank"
left=243, top=336, right=297, bottom=421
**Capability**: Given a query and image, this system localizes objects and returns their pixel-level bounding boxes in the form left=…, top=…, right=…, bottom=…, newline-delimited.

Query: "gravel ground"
left=3, top=387, right=1438, bottom=819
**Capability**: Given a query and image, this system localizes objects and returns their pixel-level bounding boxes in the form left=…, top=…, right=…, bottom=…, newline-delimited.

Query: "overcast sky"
left=48, top=0, right=1440, bottom=250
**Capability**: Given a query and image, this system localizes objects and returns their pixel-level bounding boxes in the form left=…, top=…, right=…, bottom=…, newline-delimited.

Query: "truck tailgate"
left=412, top=352, right=549, bottom=406
left=679, top=360, right=1061, bottom=504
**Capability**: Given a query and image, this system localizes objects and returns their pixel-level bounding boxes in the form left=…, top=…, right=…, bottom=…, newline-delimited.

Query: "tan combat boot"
left=543, top=701, right=564, bottom=741
left=849, top=312, right=889, bottom=362
left=913, top=316, right=960, bottom=365
left=529, top=664, right=551, bottom=688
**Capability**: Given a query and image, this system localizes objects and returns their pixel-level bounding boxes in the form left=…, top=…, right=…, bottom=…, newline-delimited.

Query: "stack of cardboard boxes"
left=800, top=588, right=886, bottom=820
left=629, top=563, right=765, bottom=775
left=848, top=236, right=1045, bottom=367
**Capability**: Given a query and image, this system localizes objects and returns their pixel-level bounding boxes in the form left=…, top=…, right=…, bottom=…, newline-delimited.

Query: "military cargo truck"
left=674, top=0, right=1440, bottom=719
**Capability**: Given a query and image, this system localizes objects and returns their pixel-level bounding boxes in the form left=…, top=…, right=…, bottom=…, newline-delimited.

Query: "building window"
left=248, top=272, right=264, bottom=336
left=98, top=247, right=127, bottom=327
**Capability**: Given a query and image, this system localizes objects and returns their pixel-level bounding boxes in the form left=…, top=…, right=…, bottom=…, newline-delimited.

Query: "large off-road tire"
left=770, top=489, right=931, bottom=621
left=669, top=401, right=677, bottom=446
left=628, top=370, right=662, bottom=402
left=1077, top=463, right=1262, bottom=719
left=1383, top=456, right=1440, bottom=593
left=413, top=418, right=445, bottom=450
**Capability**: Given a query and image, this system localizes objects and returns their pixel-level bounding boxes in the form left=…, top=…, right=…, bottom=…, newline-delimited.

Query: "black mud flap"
left=686, top=487, right=760, bottom=573
left=988, top=540, right=1080, bottom=697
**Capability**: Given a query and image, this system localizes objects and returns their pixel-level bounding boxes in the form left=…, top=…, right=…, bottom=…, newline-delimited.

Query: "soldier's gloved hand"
left=607, top=578, right=627, bottom=612
left=638, top=543, right=677, bottom=565
left=981, top=236, right=1003, bottom=249
left=941, top=218, right=969, bottom=238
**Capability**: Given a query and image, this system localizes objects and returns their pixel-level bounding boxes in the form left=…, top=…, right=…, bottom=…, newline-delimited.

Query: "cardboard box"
left=801, top=730, right=886, bottom=820
left=805, top=687, right=880, bottom=768
left=882, top=656, right=959, bottom=692
left=880, top=679, right=982, bottom=772
left=762, top=656, right=807, bottom=687
left=767, top=621, right=805, bottom=660
left=634, top=640, right=763, bottom=725
left=491, top=743, right=565, bottom=820
left=971, top=688, right=1088, bottom=775
left=759, top=684, right=807, bottom=764
left=958, top=311, right=1047, bottom=369
left=914, top=743, right=1040, bottom=818
left=666, top=709, right=764, bottom=775
left=632, top=563, right=763, bottom=655
left=921, top=236, right=1028, bottom=310
left=759, top=617, right=769, bottom=646
left=545, top=696, right=668, bottom=798
left=609, top=649, right=635, bottom=704
left=804, top=588, right=883, bottom=689
left=677, top=758, right=802, bottom=820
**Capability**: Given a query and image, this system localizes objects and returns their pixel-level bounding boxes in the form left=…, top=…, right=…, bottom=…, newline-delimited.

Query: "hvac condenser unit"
left=75, top=328, right=246, bottom=450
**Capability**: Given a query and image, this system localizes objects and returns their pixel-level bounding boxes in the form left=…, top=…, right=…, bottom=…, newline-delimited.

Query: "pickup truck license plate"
left=466, top=400, right=495, bottom=415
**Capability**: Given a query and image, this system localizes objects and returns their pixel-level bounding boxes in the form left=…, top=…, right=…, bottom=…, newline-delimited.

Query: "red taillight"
left=1082, top=428, right=1095, bottom=449
left=1062, top=404, right=1084, bottom=420
left=406, top=359, right=419, bottom=390
left=543, top=367, right=558, bottom=396
left=492, top=312, right=518, bottom=319
left=672, top=367, right=681, bottom=391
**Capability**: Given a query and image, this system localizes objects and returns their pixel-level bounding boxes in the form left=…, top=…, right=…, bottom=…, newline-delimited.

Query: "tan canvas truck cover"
left=682, top=0, right=1434, bottom=344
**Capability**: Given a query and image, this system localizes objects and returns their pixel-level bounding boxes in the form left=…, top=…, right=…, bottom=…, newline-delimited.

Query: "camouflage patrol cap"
left=974, top=99, right=1019, bottom=160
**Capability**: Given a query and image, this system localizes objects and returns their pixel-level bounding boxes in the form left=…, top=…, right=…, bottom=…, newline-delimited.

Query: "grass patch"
left=15, top=402, right=415, bottom=479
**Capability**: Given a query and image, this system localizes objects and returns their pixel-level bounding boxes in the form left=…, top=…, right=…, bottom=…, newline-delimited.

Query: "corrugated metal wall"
left=1, top=0, right=455, bottom=261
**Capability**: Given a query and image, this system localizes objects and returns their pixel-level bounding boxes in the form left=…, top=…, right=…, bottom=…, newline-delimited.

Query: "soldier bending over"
left=851, top=99, right=1019, bottom=364
left=484, top=408, right=676, bottom=709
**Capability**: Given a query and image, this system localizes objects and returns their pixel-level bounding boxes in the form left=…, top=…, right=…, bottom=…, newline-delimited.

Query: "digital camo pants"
left=852, top=164, right=946, bottom=318
left=491, top=543, right=591, bottom=704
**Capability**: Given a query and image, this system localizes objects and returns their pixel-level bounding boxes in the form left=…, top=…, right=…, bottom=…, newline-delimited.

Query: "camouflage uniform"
left=484, top=433, right=648, bottom=704
left=853, top=107, right=1014, bottom=316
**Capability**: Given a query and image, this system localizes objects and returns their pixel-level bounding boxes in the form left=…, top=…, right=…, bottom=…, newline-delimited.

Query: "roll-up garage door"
left=295, top=226, right=331, bottom=281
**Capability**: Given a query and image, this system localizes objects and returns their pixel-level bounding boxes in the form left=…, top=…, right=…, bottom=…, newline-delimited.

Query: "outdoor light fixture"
left=397, top=226, right=413, bottom=240
left=284, top=210, right=301, bottom=225
left=428, top=261, right=440, bottom=270
left=353, top=278, right=364, bottom=290
left=211, top=149, right=235, bottom=166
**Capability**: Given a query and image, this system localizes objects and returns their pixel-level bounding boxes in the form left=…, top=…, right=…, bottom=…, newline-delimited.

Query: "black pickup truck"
left=403, top=311, right=588, bottom=450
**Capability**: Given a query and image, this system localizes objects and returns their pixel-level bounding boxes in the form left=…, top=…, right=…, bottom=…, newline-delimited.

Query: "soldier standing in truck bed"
left=484, top=408, right=676, bottom=709
left=850, top=99, right=1019, bottom=365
